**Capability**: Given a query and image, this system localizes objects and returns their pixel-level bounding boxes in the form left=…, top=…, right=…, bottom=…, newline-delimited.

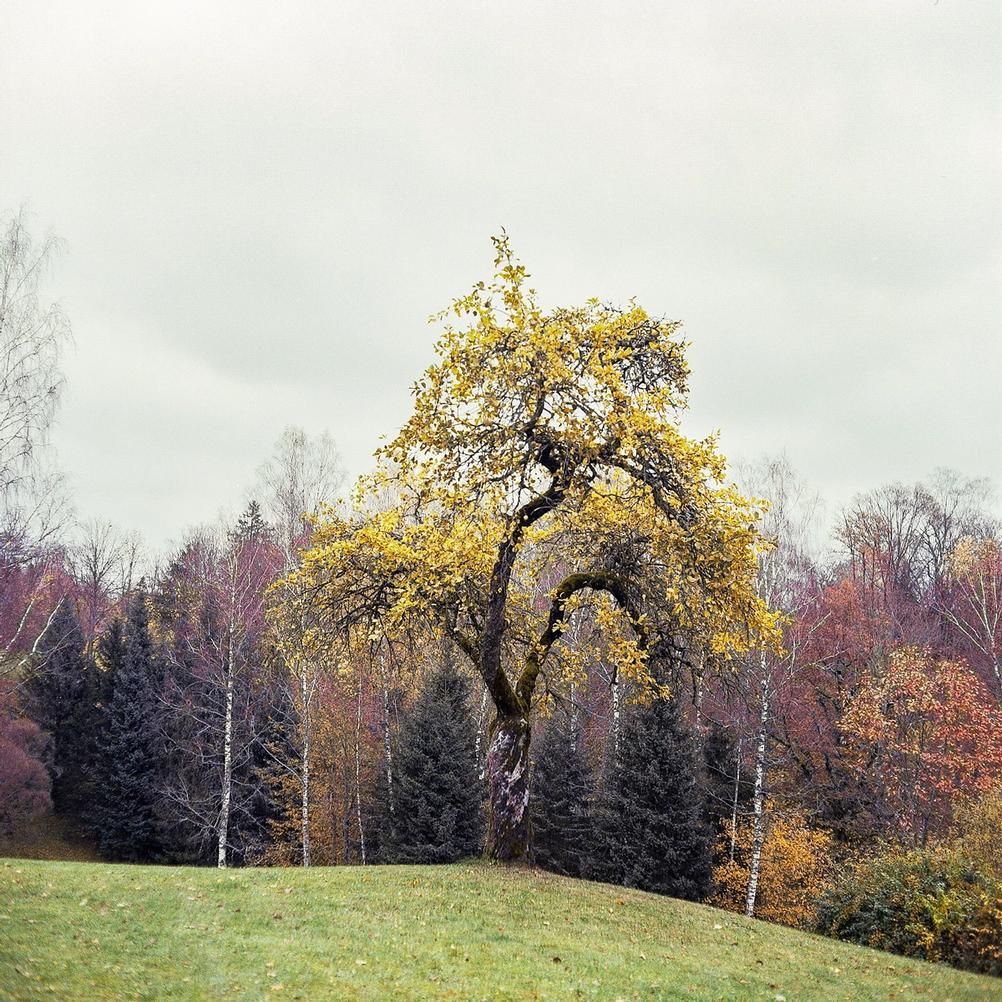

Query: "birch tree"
left=257, top=426, right=344, bottom=866
left=0, top=209, right=72, bottom=678
left=737, top=456, right=820, bottom=917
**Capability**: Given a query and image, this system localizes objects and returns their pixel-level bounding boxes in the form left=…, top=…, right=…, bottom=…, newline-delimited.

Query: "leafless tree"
left=256, top=426, right=345, bottom=866
left=255, top=426, right=345, bottom=565
left=0, top=208, right=70, bottom=500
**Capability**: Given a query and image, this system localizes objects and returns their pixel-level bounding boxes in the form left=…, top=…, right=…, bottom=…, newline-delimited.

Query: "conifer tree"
left=590, top=695, right=712, bottom=901
left=701, top=721, right=753, bottom=843
left=380, top=658, right=482, bottom=863
left=86, top=618, right=124, bottom=839
left=24, top=599, right=90, bottom=816
left=530, top=707, right=594, bottom=876
left=93, top=592, right=166, bottom=861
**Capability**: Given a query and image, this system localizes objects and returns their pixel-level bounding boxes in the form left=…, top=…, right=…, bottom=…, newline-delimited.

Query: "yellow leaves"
left=713, top=808, right=835, bottom=928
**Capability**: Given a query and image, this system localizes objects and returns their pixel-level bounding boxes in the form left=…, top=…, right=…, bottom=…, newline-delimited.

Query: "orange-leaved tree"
left=840, top=646, right=1002, bottom=844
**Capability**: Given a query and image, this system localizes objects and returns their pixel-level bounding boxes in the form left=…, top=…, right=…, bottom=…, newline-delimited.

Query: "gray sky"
left=2, top=1, right=999, bottom=552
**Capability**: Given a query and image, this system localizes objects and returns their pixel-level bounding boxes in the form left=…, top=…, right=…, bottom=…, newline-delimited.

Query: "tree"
left=92, top=592, right=166, bottom=861
left=22, top=598, right=90, bottom=815
left=590, top=694, right=712, bottom=901
left=840, top=647, right=1002, bottom=844
left=0, top=681, right=51, bottom=838
left=529, top=706, right=594, bottom=877
left=289, top=236, right=775, bottom=861
left=258, top=427, right=345, bottom=867
left=0, top=208, right=69, bottom=500
left=379, top=657, right=482, bottom=864
left=158, top=512, right=283, bottom=867
left=939, top=534, right=1001, bottom=695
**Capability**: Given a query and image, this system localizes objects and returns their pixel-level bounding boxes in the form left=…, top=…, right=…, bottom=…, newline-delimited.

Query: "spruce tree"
left=590, top=695, right=713, bottom=901
left=381, top=659, right=482, bottom=863
left=86, top=617, right=124, bottom=839
left=530, top=708, right=594, bottom=876
left=701, top=721, right=752, bottom=846
left=24, top=599, right=91, bottom=816
left=93, top=593, right=166, bottom=861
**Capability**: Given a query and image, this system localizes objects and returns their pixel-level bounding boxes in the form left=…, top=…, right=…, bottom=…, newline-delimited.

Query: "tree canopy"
left=286, top=236, right=778, bottom=859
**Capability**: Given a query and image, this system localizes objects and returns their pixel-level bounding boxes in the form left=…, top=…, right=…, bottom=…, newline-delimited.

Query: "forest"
left=2, top=213, right=1001, bottom=978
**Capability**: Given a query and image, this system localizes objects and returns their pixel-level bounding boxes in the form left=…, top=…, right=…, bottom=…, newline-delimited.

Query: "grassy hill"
left=0, top=858, right=996, bottom=1001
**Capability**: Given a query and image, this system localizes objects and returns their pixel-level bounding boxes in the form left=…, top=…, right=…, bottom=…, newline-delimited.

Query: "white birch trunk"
left=611, top=674, right=621, bottom=756
left=300, top=658, right=311, bottom=867
left=745, top=667, right=770, bottom=917
left=354, top=677, right=366, bottom=865
left=474, top=684, right=489, bottom=781
left=217, top=649, right=235, bottom=869
left=729, top=735, right=742, bottom=863
left=381, top=664, right=394, bottom=814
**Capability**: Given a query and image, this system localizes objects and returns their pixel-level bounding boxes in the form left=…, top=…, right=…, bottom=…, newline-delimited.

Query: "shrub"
left=815, top=848, right=1002, bottom=976
left=944, top=785, right=1002, bottom=879
left=0, top=710, right=52, bottom=839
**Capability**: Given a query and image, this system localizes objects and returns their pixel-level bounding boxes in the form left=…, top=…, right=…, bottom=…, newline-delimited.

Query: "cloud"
left=2, top=1, right=998, bottom=546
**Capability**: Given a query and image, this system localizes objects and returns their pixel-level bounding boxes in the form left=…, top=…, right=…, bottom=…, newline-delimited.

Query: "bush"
left=815, top=848, right=1002, bottom=976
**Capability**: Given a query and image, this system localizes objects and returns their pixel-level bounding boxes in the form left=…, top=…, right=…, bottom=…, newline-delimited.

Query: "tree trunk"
left=217, top=660, right=234, bottom=869
left=354, top=678, right=366, bottom=865
left=381, top=672, right=394, bottom=814
left=610, top=674, right=621, bottom=756
left=474, top=684, right=489, bottom=781
left=729, top=736, right=742, bottom=863
left=485, top=712, right=532, bottom=861
left=745, top=670, right=769, bottom=917
left=300, top=661, right=311, bottom=868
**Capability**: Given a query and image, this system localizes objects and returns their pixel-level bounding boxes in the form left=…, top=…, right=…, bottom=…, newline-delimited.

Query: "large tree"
left=289, top=237, right=775, bottom=861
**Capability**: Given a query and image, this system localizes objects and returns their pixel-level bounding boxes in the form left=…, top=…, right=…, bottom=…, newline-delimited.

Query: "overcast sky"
left=2, top=1, right=999, bottom=553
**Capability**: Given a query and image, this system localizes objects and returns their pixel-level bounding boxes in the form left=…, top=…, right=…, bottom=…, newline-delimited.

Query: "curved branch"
left=515, top=570, right=648, bottom=706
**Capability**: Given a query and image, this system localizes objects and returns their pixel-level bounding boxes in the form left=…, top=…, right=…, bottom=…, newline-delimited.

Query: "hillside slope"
left=0, top=858, right=995, bottom=1001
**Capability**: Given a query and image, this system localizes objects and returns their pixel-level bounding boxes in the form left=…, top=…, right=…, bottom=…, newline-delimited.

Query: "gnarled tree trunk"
left=485, top=713, right=532, bottom=862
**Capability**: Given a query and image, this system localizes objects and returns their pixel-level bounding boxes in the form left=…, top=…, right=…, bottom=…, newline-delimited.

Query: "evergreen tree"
left=700, top=721, right=753, bottom=848
left=85, top=617, right=124, bottom=839
left=530, top=708, right=594, bottom=876
left=92, top=592, right=166, bottom=861
left=380, top=659, right=482, bottom=863
left=589, top=695, right=713, bottom=901
left=228, top=666, right=299, bottom=865
left=24, top=599, right=92, bottom=816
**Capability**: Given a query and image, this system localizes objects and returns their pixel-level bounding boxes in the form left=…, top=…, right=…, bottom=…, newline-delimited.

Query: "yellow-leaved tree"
left=285, top=236, right=778, bottom=861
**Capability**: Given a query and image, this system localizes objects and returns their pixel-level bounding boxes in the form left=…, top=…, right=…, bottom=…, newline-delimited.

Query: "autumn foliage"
left=839, top=647, right=1002, bottom=843
left=711, top=807, right=834, bottom=928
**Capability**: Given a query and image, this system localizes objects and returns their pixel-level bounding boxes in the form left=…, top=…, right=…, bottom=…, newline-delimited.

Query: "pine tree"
left=92, top=593, right=166, bottom=861
left=24, top=599, right=91, bottom=816
left=380, top=659, right=482, bottom=863
left=590, top=695, right=713, bottom=901
left=530, top=708, right=594, bottom=876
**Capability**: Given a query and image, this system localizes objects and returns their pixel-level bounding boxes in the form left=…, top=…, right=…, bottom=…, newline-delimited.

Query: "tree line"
left=2, top=217, right=1000, bottom=972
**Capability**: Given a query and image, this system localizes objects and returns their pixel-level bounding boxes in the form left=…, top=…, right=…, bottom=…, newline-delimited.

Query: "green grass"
left=0, top=858, right=996, bottom=1001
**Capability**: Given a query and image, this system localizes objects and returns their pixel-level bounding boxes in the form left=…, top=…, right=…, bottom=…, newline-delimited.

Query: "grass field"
left=0, top=858, right=996, bottom=1001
